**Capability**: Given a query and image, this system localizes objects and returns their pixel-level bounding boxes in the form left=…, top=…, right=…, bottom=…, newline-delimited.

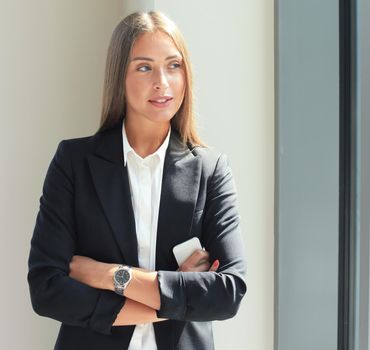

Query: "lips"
left=148, top=96, right=173, bottom=103
left=148, top=96, right=173, bottom=108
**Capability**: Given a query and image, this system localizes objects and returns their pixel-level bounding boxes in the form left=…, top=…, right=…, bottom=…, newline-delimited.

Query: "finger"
left=209, top=259, right=220, bottom=272
left=178, top=250, right=211, bottom=272
left=192, top=261, right=211, bottom=272
left=186, top=249, right=210, bottom=266
left=195, top=258, right=209, bottom=267
left=179, top=258, right=210, bottom=272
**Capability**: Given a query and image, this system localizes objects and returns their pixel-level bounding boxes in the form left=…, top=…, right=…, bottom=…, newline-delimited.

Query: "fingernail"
left=213, top=260, right=220, bottom=268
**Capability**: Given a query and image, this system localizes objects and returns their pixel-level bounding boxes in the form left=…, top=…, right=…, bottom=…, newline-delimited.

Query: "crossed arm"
left=28, top=141, right=246, bottom=335
left=68, top=252, right=219, bottom=326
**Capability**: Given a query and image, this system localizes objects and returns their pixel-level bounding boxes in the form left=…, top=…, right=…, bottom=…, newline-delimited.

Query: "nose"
left=153, top=69, right=169, bottom=91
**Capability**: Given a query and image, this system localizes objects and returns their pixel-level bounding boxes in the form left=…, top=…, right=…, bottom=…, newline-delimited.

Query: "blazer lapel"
left=155, top=130, right=202, bottom=271
left=86, top=120, right=202, bottom=272
left=87, top=121, right=139, bottom=267
left=154, top=131, right=201, bottom=350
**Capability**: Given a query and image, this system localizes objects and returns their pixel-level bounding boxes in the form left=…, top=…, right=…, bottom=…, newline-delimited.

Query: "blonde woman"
left=28, top=11, right=247, bottom=350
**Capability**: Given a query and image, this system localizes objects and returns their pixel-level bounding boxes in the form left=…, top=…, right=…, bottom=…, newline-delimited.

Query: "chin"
left=144, top=111, right=177, bottom=124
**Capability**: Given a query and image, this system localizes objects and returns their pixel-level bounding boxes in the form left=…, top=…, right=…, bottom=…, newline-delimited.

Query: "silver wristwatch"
left=113, top=265, right=132, bottom=296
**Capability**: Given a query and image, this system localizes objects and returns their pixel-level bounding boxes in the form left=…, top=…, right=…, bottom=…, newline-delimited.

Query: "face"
left=124, top=31, right=186, bottom=126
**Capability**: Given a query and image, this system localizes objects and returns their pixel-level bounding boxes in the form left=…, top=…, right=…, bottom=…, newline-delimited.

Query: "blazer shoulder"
left=55, top=132, right=102, bottom=159
left=191, top=145, right=227, bottom=178
left=49, top=132, right=104, bottom=176
left=59, top=132, right=100, bottom=150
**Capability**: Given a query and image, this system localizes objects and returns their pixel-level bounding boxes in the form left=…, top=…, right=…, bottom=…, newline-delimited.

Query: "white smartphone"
left=172, top=237, right=203, bottom=267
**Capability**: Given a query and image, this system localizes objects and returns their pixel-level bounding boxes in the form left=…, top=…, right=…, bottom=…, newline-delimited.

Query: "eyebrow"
left=130, top=55, right=182, bottom=62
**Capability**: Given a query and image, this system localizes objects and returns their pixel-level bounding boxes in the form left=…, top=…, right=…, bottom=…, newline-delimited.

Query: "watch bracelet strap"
left=114, top=285, right=125, bottom=296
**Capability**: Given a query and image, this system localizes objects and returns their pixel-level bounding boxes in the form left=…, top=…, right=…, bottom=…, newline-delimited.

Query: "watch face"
left=115, top=268, right=130, bottom=285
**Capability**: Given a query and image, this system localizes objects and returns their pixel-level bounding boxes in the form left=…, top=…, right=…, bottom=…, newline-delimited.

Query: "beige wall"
left=1, top=1, right=274, bottom=349
left=0, top=1, right=123, bottom=348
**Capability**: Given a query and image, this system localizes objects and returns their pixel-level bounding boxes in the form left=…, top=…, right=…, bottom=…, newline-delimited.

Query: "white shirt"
left=122, top=121, right=171, bottom=350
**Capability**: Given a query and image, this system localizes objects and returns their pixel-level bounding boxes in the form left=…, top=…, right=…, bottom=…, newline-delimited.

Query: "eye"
left=137, top=65, right=151, bottom=72
left=169, top=62, right=182, bottom=69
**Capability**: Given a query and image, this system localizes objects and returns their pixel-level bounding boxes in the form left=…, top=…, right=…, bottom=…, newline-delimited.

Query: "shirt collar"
left=122, top=120, right=171, bottom=167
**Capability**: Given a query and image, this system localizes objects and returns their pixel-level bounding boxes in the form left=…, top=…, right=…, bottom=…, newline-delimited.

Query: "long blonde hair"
left=97, top=11, right=206, bottom=148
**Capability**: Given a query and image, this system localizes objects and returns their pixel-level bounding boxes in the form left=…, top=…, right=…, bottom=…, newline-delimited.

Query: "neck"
left=124, top=117, right=170, bottom=158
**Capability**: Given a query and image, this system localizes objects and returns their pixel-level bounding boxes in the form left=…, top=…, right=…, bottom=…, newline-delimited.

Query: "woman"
left=28, top=11, right=247, bottom=350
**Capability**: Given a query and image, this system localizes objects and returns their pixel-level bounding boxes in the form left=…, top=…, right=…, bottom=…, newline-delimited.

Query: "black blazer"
left=28, top=119, right=247, bottom=350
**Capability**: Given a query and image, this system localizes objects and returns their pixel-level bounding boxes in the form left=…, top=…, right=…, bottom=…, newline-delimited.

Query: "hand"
left=69, top=255, right=116, bottom=290
left=177, top=249, right=220, bottom=272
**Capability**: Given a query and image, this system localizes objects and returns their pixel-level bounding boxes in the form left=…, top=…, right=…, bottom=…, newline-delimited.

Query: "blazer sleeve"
left=156, top=153, right=247, bottom=321
left=27, top=140, right=125, bottom=335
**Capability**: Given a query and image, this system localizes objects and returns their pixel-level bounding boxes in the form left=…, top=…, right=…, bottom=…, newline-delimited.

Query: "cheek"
left=125, top=77, right=146, bottom=103
left=170, top=74, right=186, bottom=95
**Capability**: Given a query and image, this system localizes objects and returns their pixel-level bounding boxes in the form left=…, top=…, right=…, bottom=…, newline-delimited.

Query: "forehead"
left=130, top=31, right=181, bottom=58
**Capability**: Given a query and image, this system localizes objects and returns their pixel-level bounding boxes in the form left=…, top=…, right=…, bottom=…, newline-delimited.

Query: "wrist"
left=101, top=263, right=118, bottom=291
